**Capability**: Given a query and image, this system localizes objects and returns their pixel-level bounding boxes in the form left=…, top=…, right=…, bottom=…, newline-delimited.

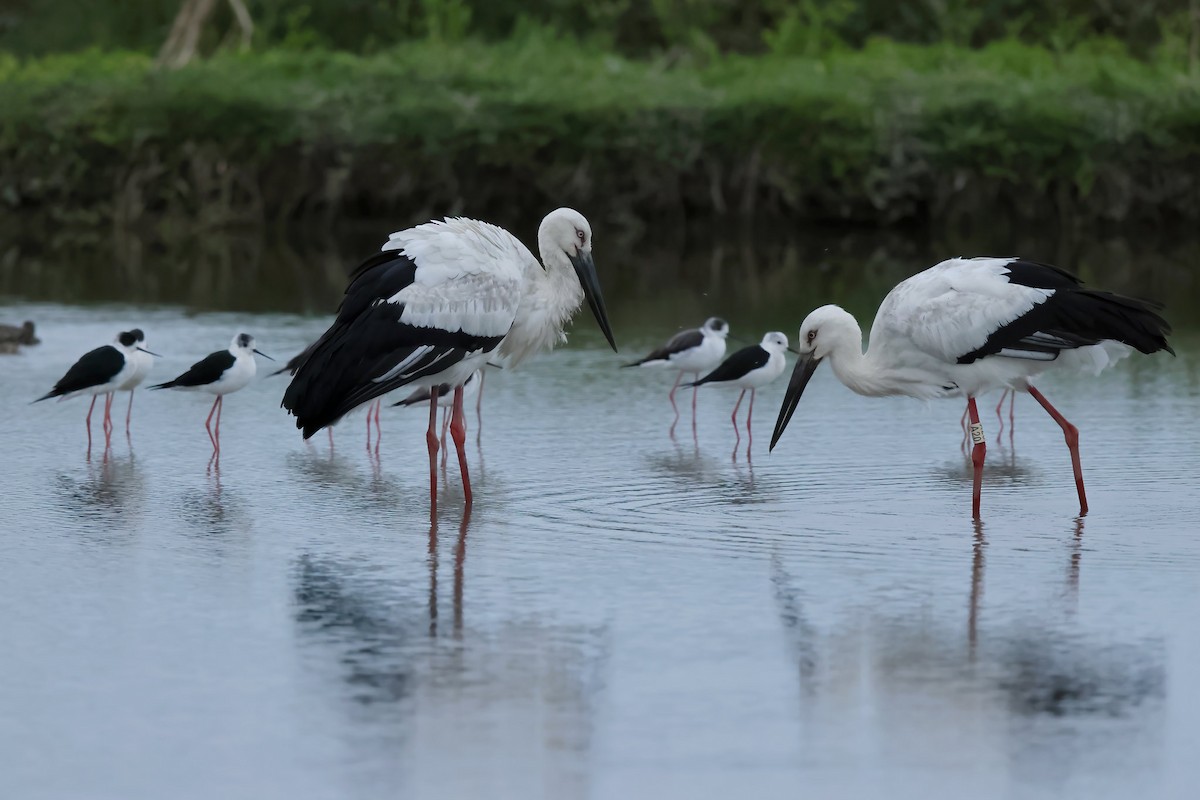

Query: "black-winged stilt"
left=688, top=331, right=790, bottom=454
left=151, top=333, right=273, bottom=454
left=281, top=208, right=617, bottom=513
left=625, top=317, right=729, bottom=429
left=34, top=329, right=157, bottom=451
left=114, top=328, right=155, bottom=434
left=769, top=257, right=1173, bottom=518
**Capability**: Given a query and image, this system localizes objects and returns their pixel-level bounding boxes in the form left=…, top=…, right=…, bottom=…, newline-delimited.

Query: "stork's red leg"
left=966, top=397, right=986, bottom=519
left=427, top=386, right=440, bottom=515
left=450, top=385, right=472, bottom=505
left=1027, top=386, right=1087, bottom=516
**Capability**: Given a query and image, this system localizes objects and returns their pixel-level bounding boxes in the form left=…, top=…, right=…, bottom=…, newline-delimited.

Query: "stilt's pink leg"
left=1027, top=386, right=1087, bottom=516
left=441, top=407, right=450, bottom=470
left=213, top=395, right=223, bottom=453
left=102, top=393, right=114, bottom=447
left=730, top=389, right=745, bottom=448
left=365, top=404, right=372, bottom=451
left=328, top=427, right=334, bottom=450
left=373, top=400, right=382, bottom=452
left=205, top=395, right=220, bottom=451
left=126, top=390, right=135, bottom=433
left=668, top=371, right=683, bottom=419
left=427, top=386, right=440, bottom=516
left=691, top=373, right=699, bottom=419
left=745, top=388, right=755, bottom=456
left=450, top=386, right=472, bottom=506
left=476, top=371, right=485, bottom=416
left=994, top=390, right=1009, bottom=434
left=85, top=395, right=97, bottom=452
left=966, top=397, right=986, bottom=519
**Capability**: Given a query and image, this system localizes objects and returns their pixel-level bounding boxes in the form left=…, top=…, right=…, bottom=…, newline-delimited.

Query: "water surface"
left=1, top=226, right=1198, bottom=799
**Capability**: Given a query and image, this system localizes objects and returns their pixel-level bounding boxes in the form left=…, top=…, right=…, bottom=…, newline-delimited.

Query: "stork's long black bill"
left=769, top=353, right=822, bottom=452
left=254, top=349, right=276, bottom=361
left=569, top=250, right=618, bottom=352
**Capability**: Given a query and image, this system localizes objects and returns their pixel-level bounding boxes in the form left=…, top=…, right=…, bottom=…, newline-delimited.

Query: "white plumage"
left=770, top=256, right=1173, bottom=517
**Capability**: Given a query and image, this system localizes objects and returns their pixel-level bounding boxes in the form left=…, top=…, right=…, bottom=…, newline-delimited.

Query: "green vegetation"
left=2, top=1, right=1199, bottom=229
left=2, top=35, right=1198, bottom=229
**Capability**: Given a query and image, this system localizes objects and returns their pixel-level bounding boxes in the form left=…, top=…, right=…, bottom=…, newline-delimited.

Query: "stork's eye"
left=576, top=229, right=585, bottom=243
left=806, top=330, right=817, bottom=344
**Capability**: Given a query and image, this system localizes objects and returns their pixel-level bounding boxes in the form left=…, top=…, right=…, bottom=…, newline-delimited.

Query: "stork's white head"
left=536, top=207, right=617, bottom=352
left=538, top=207, right=592, bottom=262
left=769, top=306, right=863, bottom=453
left=760, top=331, right=790, bottom=353
left=231, top=332, right=275, bottom=362
left=796, top=305, right=861, bottom=360
left=702, top=317, right=730, bottom=338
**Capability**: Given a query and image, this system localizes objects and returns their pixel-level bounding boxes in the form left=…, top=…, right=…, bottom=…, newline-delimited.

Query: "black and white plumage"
left=770, top=256, right=1173, bottom=517
left=626, top=317, right=730, bottom=372
left=34, top=329, right=153, bottom=449
left=114, top=329, right=156, bottom=433
left=624, top=317, right=729, bottom=427
left=281, top=208, right=617, bottom=512
left=35, top=329, right=145, bottom=403
left=152, top=333, right=273, bottom=454
left=687, top=331, right=790, bottom=455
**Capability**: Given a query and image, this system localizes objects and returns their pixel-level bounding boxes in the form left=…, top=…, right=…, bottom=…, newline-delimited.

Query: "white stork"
left=769, top=257, right=1173, bottom=518
left=281, top=208, right=616, bottom=512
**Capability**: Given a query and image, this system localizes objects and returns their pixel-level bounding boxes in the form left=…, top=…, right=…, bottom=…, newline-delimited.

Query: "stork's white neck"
left=825, top=325, right=896, bottom=398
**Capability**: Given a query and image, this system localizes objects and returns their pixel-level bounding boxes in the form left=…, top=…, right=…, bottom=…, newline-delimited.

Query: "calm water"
left=2, top=225, right=1199, bottom=799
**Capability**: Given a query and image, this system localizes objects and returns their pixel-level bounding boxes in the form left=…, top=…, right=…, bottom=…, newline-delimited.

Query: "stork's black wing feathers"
left=688, top=344, right=768, bottom=386
left=623, top=328, right=703, bottom=367
left=151, top=350, right=235, bottom=389
left=957, top=259, right=1174, bottom=364
left=281, top=250, right=503, bottom=438
left=35, top=345, right=124, bottom=400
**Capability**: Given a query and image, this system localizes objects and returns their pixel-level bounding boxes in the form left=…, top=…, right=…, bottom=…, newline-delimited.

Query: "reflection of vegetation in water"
left=2, top=222, right=1197, bottom=338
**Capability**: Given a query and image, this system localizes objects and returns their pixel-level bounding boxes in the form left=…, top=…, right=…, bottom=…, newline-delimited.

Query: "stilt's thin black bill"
left=769, top=353, right=822, bottom=451
left=569, top=250, right=618, bottom=353
left=253, top=349, right=276, bottom=361
left=137, top=347, right=162, bottom=357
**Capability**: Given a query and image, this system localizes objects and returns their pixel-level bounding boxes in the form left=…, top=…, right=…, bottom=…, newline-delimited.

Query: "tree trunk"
left=157, top=0, right=254, bottom=70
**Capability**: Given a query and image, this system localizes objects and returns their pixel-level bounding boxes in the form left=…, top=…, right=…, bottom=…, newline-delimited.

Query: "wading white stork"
left=769, top=257, right=1172, bottom=518
left=281, top=208, right=616, bottom=513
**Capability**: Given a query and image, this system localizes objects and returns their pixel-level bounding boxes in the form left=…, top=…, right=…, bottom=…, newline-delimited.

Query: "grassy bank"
left=1, top=36, right=1199, bottom=230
